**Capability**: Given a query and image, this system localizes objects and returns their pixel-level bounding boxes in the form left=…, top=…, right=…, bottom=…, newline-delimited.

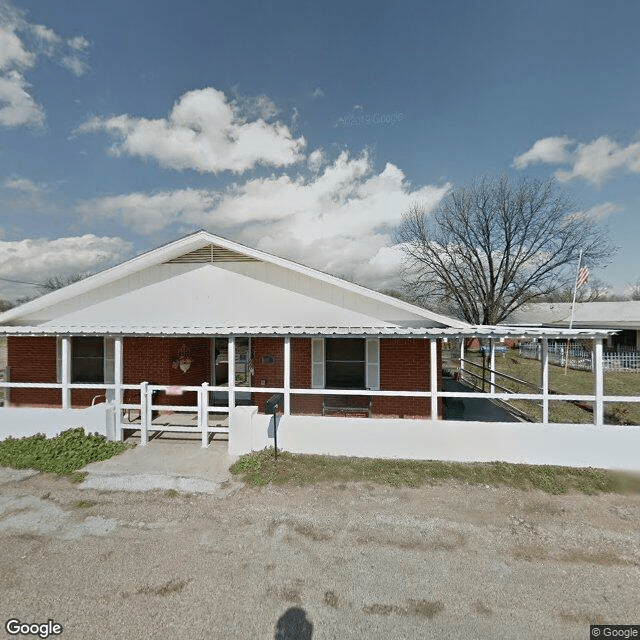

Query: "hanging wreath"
left=171, top=344, right=193, bottom=373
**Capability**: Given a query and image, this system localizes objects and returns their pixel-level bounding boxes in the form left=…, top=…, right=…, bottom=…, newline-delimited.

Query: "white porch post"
left=594, top=337, right=604, bottom=426
left=283, top=336, right=291, bottom=415
left=61, top=336, right=71, bottom=409
left=540, top=337, right=549, bottom=425
left=114, top=336, right=123, bottom=441
left=200, top=382, right=209, bottom=448
left=228, top=336, right=236, bottom=417
left=459, top=338, right=465, bottom=380
left=430, top=339, right=439, bottom=420
left=489, top=339, right=496, bottom=394
left=140, top=381, right=149, bottom=446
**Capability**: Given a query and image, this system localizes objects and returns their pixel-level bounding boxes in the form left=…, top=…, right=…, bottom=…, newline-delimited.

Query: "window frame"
left=56, top=336, right=115, bottom=384
left=311, top=337, right=379, bottom=390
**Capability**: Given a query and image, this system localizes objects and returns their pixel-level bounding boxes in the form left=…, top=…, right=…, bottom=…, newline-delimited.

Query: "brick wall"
left=252, top=337, right=441, bottom=419
left=123, top=337, right=210, bottom=407
left=7, top=334, right=443, bottom=418
left=290, top=338, right=323, bottom=415
left=251, top=337, right=284, bottom=413
left=7, top=336, right=60, bottom=406
left=374, top=338, right=435, bottom=418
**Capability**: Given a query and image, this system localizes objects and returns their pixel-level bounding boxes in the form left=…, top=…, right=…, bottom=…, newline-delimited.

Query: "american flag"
left=576, top=265, right=589, bottom=289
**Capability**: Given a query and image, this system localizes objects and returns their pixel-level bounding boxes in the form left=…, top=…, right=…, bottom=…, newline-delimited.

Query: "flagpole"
left=564, top=250, right=583, bottom=375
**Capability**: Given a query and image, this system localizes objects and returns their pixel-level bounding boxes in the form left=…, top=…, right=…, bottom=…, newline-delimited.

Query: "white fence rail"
left=519, top=341, right=640, bottom=372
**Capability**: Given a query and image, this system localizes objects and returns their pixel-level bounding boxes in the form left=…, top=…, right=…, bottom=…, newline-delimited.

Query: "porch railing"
left=1, top=376, right=640, bottom=446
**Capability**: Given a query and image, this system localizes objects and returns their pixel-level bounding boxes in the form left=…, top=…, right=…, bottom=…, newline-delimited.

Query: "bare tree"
left=538, top=276, right=611, bottom=303
left=628, top=278, right=640, bottom=301
left=39, top=272, right=90, bottom=293
left=397, top=176, right=616, bottom=325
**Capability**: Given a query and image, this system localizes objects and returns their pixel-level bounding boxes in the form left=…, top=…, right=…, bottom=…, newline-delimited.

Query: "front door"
left=210, top=337, right=251, bottom=406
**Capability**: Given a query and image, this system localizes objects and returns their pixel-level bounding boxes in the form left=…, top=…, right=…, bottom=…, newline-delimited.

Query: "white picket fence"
left=519, top=341, right=640, bottom=372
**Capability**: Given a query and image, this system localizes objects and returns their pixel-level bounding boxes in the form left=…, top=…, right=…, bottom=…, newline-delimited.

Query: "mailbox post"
left=265, top=393, right=284, bottom=458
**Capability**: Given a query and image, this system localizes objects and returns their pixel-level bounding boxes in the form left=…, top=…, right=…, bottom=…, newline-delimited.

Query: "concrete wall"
left=230, top=408, right=640, bottom=472
left=0, top=403, right=111, bottom=441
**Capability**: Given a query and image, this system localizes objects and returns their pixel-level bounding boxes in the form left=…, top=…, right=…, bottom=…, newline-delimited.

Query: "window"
left=311, top=338, right=379, bottom=390
left=72, top=337, right=104, bottom=383
left=325, top=338, right=365, bottom=389
left=57, top=336, right=115, bottom=384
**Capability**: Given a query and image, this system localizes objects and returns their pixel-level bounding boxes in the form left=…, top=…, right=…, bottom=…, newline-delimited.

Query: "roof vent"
left=165, top=244, right=260, bottom=264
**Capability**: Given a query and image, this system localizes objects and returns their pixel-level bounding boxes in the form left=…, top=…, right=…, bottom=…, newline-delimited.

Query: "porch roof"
left=0, top=323, right=614, bottom=340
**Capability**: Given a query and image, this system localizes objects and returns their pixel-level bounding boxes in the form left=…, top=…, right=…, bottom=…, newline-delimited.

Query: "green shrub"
left=0, top=428, right=130, bottom=478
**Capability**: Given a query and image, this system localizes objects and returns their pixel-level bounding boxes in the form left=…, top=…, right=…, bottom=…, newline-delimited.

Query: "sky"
left=0, top=0, right=639, bottom=302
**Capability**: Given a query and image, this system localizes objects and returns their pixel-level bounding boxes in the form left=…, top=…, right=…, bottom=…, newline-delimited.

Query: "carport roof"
left=0, top=324, right=614, bottom=339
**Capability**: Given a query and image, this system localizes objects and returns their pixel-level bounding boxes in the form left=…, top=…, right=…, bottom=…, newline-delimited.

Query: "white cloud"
left=0, top=25, right=34, bottom=69
left=311, top=87, right=324, bottom=98
left=556, top=137, right=640, bottom=186
left=570, top=201, right=619, bottom=223
left=76, top=188, right=218, bottom=234
left=79, top=151, right=449, bottom=289
left=231, top=92, right=279, bottom=120
left=0, top=69, right=44, bottom=127
left=29, top=23, right=60, bottom=55
left=513, top=136, right=573, bottom=169
left=3, top=174, right=44, bottom=192
left=307, top=148, right=325, bottom=172
left=0, top=2, right=90, bottom=128
left=0, top=234, right=132, bottom=299
left=67, top=35, right=89, bottom=52
left=60, top=55, right=88, bottom=76
left=514, top=134, right=640, bottom=187
left=78, top=87, right=306, bottom=174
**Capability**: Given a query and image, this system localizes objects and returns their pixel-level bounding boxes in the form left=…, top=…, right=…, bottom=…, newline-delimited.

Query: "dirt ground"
left=1, top=472, right=639, bottom=640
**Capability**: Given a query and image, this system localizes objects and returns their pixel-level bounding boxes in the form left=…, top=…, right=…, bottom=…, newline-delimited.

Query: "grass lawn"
left=0, top=428, right=131, bottom=482
left=230, top=449, right=640, bottom=495
left=450, top=349, right=640, bottom=425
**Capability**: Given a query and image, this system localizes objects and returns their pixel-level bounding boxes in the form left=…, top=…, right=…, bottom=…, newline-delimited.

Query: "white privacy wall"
left=0, top=404, right=110, bottom=441
left=230, top=408, right=640, bottom=472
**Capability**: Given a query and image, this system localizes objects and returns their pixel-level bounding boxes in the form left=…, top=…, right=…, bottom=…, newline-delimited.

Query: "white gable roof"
left=43, top=265, right=402, bottom=328
left=0, top=230, right=469, bottom=332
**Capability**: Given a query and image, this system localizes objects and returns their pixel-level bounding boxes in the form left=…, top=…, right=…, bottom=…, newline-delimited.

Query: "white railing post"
left=140, top=381, right=149, bottom=446
left=540, top=338, right=549, bottom=424
left=114, top=336, right=123, bottom=441
left=61, top=336, right=71, bottom=409
left=430, top=339, right=438, bottom=420
left=200, top=382, right=209, bottom=448
left=489, top=339, right=496, bottom=394
left=228, top=336, right=236, bottom=429
left=284, top=336, right=291, bottom=415
left=594, top=338, right=604, bottom=426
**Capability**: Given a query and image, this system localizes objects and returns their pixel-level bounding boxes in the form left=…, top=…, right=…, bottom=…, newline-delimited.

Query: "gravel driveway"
left=1, top=470, right=639, bottom=639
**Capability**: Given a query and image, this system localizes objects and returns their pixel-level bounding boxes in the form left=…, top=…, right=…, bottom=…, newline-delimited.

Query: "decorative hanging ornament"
left=172, top=344, right=192, bottom=373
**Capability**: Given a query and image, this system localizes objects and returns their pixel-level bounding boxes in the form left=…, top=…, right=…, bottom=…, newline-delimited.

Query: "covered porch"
left=1, top=325, right=635, bottom=437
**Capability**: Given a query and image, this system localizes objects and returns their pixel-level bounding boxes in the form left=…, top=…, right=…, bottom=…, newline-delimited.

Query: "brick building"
left=0, top=231, right=469, bottom=427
